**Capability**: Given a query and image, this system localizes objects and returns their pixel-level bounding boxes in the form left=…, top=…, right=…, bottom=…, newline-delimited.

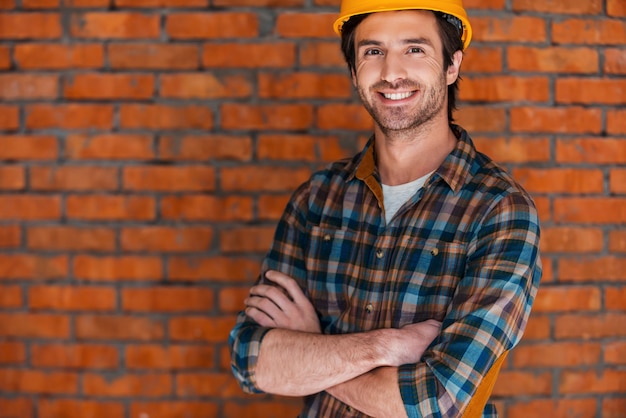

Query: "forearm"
left=327, top=366, right=408, bottom=418
left=255, top=328, right=392, bottom=396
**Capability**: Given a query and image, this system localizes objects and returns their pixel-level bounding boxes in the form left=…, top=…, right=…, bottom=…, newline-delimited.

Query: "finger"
left=264, top=270, right=309, bottom=305
left=245, top=306, right=276, bottom=328
left=245, top=295, right=284, bottom=320
left=249, top=284, right=294, bottom=311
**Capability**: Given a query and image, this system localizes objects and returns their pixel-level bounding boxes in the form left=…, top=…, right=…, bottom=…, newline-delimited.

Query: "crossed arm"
left=244, top=270, right=441, bottom=417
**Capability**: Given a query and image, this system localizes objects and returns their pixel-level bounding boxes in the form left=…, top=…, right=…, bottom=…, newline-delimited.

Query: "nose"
left=380, top=52, right=407, bottom=83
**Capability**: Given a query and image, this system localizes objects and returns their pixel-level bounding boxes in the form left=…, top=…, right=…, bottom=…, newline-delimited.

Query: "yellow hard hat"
left=333, top=0, right=472, bottom=50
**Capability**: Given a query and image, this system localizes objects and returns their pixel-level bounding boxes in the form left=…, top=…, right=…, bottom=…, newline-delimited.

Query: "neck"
left=375, top=117, right=456, bottom=186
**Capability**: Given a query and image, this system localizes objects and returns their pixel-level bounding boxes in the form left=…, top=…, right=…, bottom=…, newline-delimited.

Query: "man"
left=229, top=0, right=542, bottom=417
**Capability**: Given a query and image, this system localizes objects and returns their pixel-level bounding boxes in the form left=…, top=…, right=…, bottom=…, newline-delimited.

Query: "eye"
left=364, top=48, right=383, bottom=56
left=408, top=46, right=425, bottom=54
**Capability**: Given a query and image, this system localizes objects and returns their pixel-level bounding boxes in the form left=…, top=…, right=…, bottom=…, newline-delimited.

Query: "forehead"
left=355, top=10, right=441, bottom=47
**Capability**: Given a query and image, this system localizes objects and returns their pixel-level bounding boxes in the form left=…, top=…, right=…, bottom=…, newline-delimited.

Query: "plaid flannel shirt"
left=229, top=125, right=542, bottom=418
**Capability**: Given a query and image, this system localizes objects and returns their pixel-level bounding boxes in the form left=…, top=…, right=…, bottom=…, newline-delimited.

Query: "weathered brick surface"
left=0, top=2, right=624, bottom=417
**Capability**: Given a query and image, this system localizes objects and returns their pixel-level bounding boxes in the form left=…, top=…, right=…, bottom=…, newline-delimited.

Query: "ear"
left=446, top=50, right=463, bottom=85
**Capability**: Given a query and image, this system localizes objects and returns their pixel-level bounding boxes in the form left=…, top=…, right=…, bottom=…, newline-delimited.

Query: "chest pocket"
left=391, top=238, right=467, bottom=326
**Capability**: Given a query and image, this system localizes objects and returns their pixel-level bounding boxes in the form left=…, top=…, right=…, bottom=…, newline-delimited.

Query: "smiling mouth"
left=381, top=91, right=416, bottom=101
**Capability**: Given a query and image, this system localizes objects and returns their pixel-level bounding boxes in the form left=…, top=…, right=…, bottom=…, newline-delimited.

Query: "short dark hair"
left=340, top=11, right=464, bottom=122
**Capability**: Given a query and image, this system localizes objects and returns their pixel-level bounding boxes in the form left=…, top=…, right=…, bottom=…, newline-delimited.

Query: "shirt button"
left=323, top=234, right=331, bottom=242
left=431, top=247, right=439, bottom=256
left=376, top=249, right=384, bottom=258
left=365, top=303, right=373, bottom=313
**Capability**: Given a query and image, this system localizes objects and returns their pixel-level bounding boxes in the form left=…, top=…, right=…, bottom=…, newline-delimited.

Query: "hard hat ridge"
left=333, top=0, right=473, bottom=50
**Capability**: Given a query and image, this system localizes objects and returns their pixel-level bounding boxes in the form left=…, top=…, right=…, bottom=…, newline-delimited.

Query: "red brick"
left=159, top=135, right=252, bottom=161
left=463, top=0, right=505, bottom=7
left=471, top=16, right=546, bottom=43
left=15, top=43, right=103, bottom=69
left=221, top=103, right=313, bottom=130
left=22, top=0, right=59, bottom=7
left=223, top=401, right=304, bottom=418
left=0, top=313, right=69, bottom=338
left=560, top=369, right=626, bottom=394
left=27, top=226, right=116, bottom=252
left=553, top=19, right=626, bottom=45
left=559, top=257, right=626, bottom=282
left=116, top=0, right=207, bottom=6
left=610, top=169, right=626, bottom=194
left=203, top=42, right=295, bottom=68
left=0, top=74, right=58, bottom=100
left=454, top=106, right=506, bottom=133
left=76, top=315, right=164, bottom=341
left=512, top=168, right=603, bottom=194
left=609, top=231, right=626, bottom=253
left=29, top=285, right=116, bottom=311
left=70, top=12, right=160, bottom=39
left=606, top=287, right=626, bottom=311
left=67, top=195, right=155, bottom=221
left=513, top=0, right=602, bottom=14
left=26, top=104, right=114, bottom=130
left=605, top=47, right=626, bottom=74
left=603, top=398, right=626, bottom=418
left=492, top=370, right=552, bottom=396
left=507, top=46, right=598, bottom=73
left=259, top=72, right=351, bottom=99
left=0, top=196, right=61, bottom=220
left=511, top=107, right=602, bottom=134
left=120, top=227, right=213, bottom=252
left=608, top=0, right=626, bottom=17
left=473, top=137, right=550, bottom=163
left=176, top=372, right=240, bottom=397
left=0, top=46, right=10, bottom=69
left=0, top=285, right=22, bottom=308
left=258, top=134, right=317, bottom=161
left=126, top=345, right=214, bottom=369
left=221, top=166, right=310, bottom=192
left=556, top=313, right=626, bottom=339
left=300, top=41, right=346, bottom=68
left=39, top=399, right=124, bottom=418
left=461, top=76, right=549, bottom=102
left=0, top=13, right=61, bottom=39
left=513, top=341, right=601, bottom=368
left=122, top=287, right=213, bottom=313
left=554, top=198, right=626, bottom=224
left=73, top=255, right=163, bottom=282
left=317, top=103, right=375, bottom=130
left=0, top=369, right=77, bottom=394
left=219, top=227, right=275, bottom=253
left=0, top=398, right=33, bottom=418
left=108, top=43, right=199, bottom=70
left=462, top=47, right=502, bottom=73
left=167, top=256, right=261, bottom=282
left=556, top=137, right=626, bottom=164
left=64, top=73, right=154, bottom=100
left=522, top=315, right=551, bottom=340
left=607, top=109, right=626, bottom=135
left=556, top=78, right=626, bottom=105
left=606, top=341, right=626, bottom=364
left=0, top=105, right=18, bottom=131
left=66, top=0, right=109, bottom=6
left=540, top=227, right=603, bottom=254
left=275, top=12, right=335, bottom=38
left=161, top=195, right=253, bottom=221
left=213, top=0, right=303, bottom=5
left=130, top=402, right=218, bottom=418
left=30, top=166, right=118, bottom=191
left=160, top=73, right=252, bottom=99
left=0, top=254, right=67, bottom=280
left=0, top=342, right=25, bottom=364
left=123, top=166, right=215, bottom=191
left=218, top=287, right=248, bottom=313
left=0, top=165, right=25, bottom=190
left=534, top=285, right=601, bottom=314
left=258, top=194, right=291, bottom=221
left=169, top=316, right=235, bottom=342
left=0, top=135, right=58, bottom=160
left=31, top=344, right=118, bottom=369
left=83, top=373, right=171, bottom=397
left=508, top=399, right=597, bottom=418
left=167, top=12, right=257, bottom=39
left=66, top=134, right=154, bottom=160
left=120, top=104, right=212, bottom=130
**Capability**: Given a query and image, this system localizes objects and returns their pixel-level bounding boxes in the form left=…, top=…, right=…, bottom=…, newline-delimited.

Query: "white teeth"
left=383, top=91, right=413, bottom=100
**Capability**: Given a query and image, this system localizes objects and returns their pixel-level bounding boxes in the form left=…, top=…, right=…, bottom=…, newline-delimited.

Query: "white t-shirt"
left=382, top=171, right=433, bottom=224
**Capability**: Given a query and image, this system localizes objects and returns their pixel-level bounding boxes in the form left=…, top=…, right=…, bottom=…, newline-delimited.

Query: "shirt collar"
left=347, top=125, right=477, bottom=194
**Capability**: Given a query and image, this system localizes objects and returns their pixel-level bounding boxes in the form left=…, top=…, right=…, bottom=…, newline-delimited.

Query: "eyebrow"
left=357, top=37, right=435, bottom=49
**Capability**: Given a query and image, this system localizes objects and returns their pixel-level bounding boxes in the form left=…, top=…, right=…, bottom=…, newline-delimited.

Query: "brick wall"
left=0, top=0, right=625, bottom=417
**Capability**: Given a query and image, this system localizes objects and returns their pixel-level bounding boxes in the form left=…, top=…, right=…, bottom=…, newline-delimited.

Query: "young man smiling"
left=229, top=1, right=542, bottom=417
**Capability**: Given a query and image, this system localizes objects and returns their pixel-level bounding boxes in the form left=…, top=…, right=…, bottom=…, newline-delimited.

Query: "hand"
left=245, top=270, right=322, bottom=334
left=386, top=319, right=442, bottom=366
